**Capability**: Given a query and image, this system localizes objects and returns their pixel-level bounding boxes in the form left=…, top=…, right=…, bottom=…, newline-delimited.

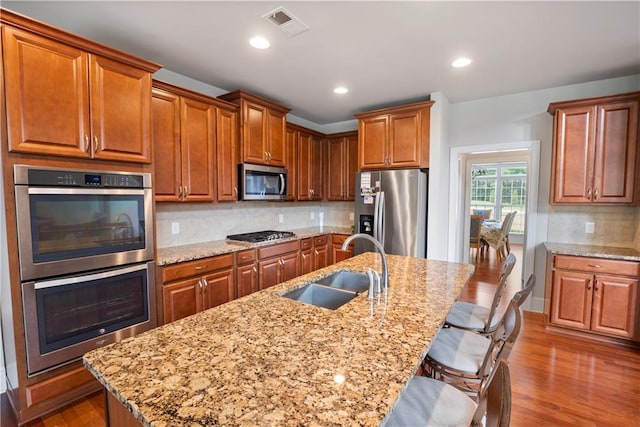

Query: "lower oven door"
left=22, top=261, right=157, bottom=376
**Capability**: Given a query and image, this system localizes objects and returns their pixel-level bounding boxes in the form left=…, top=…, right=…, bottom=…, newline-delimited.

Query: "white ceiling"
left=4, top=1, right=640, bottom=125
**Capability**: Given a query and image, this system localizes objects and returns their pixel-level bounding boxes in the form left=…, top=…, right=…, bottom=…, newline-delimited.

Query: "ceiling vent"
left=263, top=7, right=309, bottom=37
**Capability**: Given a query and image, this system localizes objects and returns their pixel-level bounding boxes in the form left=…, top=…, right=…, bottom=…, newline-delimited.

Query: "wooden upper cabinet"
left=355, top=100, right=433, bottom=170
left=294, top=126, right=324, bottom=201
left=548, top=92, right=640, bottom=205
left=284, top=126, right=297, bottom=201
left=2, top=22, right=159, bottom=163
left=327, top=131, right=358, bottom=200
left=216, top=107, right=239, bottom=202
left=152, top=81, right=237, bottom=202
left=218, top=90, right=290, bottom=167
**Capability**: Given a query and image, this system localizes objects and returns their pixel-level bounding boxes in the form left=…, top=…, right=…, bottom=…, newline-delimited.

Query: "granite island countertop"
left=545, top=242, right=640, bottom=262
left=83, top=253, right=475, bottom=426
left=156, top=226, right=352, bottom=266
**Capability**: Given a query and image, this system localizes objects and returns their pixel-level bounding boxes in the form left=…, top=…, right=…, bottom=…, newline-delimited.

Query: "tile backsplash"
left=547, top=205, right=638, bottom=248
left=156, top=201, right=354, bottom=248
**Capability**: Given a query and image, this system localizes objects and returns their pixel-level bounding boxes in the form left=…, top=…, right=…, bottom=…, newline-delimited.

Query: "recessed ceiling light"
left=334, top=86, right=348, bottom=94
left=249, top=36, right=270, bottom=49
left=452, top=57, right=472, bottom=68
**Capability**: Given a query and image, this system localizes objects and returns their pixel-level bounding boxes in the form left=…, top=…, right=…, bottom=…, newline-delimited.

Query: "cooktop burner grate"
left=226, top=230, right=296, bottom=243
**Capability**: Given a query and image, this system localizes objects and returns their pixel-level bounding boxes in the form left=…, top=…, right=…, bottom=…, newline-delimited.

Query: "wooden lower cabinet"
left=332, top=234, right=354, bottom=264
left=160, top=254, right=234, bottom=324
left=236, top=249, right=258, bottom=298
left=257, top=241, right=299, bottom=289
left=300, top=238, right=314, bottom=275
left=549, top=254, right=639, bottom=341
left=313, top=235, right=330, bottom=270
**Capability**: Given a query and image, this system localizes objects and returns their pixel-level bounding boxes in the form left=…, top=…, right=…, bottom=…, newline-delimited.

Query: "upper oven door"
left=15, top=186, right=154, bottom=280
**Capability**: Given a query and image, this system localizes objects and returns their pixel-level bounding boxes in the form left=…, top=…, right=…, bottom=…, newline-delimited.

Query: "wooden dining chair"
left=469, top=214, right=483, bottom=263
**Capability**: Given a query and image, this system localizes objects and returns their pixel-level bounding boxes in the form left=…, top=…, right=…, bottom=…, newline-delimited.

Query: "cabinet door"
left=202, top=268, right=234, bottom=310
left=359, top=115, right=388, bottom=169
left=2, top=26, right=90, bottom=158
left=266, top=109, right=286, bottom=166
left=296, top=132, right=313, bottom=200
left=258, top=258, right=280, bottom=290
left=162, top=278, right=200, bottom=324
left=89, top=54, right=152, bottom=163
left=216, top=107, right=239, bottom=201
left=550, top=270, right=593, bottom=330
left=592, top=101, right=638, bottom=204
left=242, top=101, right=268, bottom=164
left=237, top=263, right=258, bottom=298
left=284, top=127, right=298, bottom=201
left=388, top=110, right=422, bottom=168
left=181, top=97, right=216, bottom=201
left=313, top=244, right=330, bottom=271
left=345, top=134, right=359, bottom=200
left=327, top=137, right=346, bottom=200
left=310, top=137, right=324, bottom=200
left=591, top=275, right=638, bottom=338
left=152, top=88, right=182, bottom=201
left=280, top=252, right=299, bottom=283
left=552, top=105, right=597, bottom=203
left=300, top=249, right=313, bottom=275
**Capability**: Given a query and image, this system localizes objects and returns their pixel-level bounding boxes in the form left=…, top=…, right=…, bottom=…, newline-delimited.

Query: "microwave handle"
left=279, top=174, right=285, bottom=195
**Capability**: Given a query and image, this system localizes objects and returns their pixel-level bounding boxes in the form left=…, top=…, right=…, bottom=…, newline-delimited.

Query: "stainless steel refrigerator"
left=354, top=169, right=428, bottom=257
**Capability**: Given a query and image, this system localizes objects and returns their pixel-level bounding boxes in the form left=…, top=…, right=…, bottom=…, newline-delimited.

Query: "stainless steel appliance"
left=238, top=163, right=287, bottom=201
left=13, top=165, right=157, bottom=376
left=14, top=165, right=154, bottom=280
left=227, top=230, right=296, bottom=243
left=354, top=169, right=428, bottom=257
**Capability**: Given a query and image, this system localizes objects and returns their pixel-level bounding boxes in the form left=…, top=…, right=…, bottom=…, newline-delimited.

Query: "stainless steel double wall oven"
left=14, top=165, right=157, bottom=376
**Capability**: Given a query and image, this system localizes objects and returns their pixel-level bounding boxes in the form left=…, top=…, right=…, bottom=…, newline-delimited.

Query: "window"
left=471, top=163, right=526, bottom=234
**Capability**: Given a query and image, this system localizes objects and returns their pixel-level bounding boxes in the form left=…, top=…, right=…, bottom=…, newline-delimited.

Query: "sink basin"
left=314, top=271, right=371, bottom=293
left=281, top=284, right=358, bottom=310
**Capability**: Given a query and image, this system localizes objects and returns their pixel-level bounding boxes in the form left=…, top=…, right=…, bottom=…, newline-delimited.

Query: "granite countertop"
left=83, top=253, right=475, bottom=426
left=156, top=226, right=352, bottom=266
left=544, top=242, right=640, bottom=262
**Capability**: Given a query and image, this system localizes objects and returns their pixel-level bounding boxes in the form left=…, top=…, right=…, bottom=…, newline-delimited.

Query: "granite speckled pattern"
left=545, top=242, right=640, bottom=261
left=84, top=253, right=475, bottom=426
left=156, top=227, right=352, bottom=266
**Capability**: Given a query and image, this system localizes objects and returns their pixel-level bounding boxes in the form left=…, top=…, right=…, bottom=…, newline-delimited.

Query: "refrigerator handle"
left=373, top=191, right=381, bottom=241
left=378, top=191, right=386, bottom=247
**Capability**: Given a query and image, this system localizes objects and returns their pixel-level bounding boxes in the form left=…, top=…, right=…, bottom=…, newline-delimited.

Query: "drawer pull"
left=587, top=264, right=602, bottom=268
left=195, top=266, right=207, bottom=270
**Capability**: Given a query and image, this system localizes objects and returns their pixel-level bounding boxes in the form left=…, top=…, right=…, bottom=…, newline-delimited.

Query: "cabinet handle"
left=587, top=187, right=592, bottom=200
left=587, top=264, right=602, bottom=269
left=84, top=135, right=90, bottom=152
left=253, top=266, right=257, bottom=274
left=234, top=187, right=238, bottom=198
left=178, top=186, right=183, bottom=199
left=198, top=279, right=204, bottom=289
left=593, top=188, right=599, bottom=201
left=184, top=186, right=189, bottom=197
left=93, top=135, right=98, bottom=153
left=593, top=279, right=599, bottom=292
left=195, top=266, right=207, bottom=271
left=202, top=278, right=208, bottom=290
left=586, top=279, right=592, bottom=291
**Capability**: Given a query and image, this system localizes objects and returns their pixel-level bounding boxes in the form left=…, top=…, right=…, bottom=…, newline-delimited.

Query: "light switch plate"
left=171, top=222, right=180, bottom=235
left=278, top=214, right=284, bottom=224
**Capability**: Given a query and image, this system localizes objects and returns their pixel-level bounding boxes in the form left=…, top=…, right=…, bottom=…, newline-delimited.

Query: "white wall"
left=442, top=74, right=640, bottom=311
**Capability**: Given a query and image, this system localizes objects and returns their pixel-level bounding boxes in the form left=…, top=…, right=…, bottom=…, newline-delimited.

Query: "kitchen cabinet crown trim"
left=547, top=91, right=640, bottom=115
left=1, top=7, right=161, bottom=72
left=153, top=80, right=238, bottom=111
left=354, top=99, right=435, bottom=118
left=218, top=90, right=291, bottom=114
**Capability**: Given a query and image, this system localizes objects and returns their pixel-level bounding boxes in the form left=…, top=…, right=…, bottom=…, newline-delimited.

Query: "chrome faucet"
left=341, top=233, right=389, bottom=291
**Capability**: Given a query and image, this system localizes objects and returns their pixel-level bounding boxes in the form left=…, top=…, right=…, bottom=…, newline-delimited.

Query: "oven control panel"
left=17, top=167, right=148, bottom=188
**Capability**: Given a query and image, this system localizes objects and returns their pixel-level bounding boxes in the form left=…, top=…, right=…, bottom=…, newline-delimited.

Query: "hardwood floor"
left=2, top=244, right=639, bottom=426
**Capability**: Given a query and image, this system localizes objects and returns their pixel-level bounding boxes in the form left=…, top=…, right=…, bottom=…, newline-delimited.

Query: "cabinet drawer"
left=258, top=241, right=299, bottom=259
left=161, top=254, right=234, bottom=283
left=236, top=249, right=256, bottom=265
left=331, top=234, right=349, bottom=244
left=26, top=365, right=98, bottom=407
left=313, top=235, right=329, bottom=246
left=554, top=255, right=640, bottom=277
left=300, top=238, right=313, bottom=251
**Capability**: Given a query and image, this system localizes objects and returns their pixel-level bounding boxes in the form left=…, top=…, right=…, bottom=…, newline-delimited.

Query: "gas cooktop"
left=226, top=230, right=296, bottom=243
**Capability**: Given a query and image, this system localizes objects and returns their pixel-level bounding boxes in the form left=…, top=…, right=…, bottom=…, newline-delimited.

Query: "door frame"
left=448, top=140, right=540, bottom=308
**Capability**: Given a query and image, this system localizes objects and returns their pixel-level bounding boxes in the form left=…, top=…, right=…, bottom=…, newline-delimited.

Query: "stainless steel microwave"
left=238, top=163, right=287, bottom=201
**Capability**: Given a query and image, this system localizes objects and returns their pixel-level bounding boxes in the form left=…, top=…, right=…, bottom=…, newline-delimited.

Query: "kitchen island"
left=83, top=253, right=475, bottom=426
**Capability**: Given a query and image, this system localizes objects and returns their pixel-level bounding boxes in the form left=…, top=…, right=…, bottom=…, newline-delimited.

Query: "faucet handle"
left=366, top=268, right=381, bottom=300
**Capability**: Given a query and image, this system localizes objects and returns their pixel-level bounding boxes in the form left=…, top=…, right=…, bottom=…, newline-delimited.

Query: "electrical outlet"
left=349, top=212, right=354, bottom=221
left=310, top=212, right=315, bottom=220
left=171, top=222, right=180, bottom=235
left=278, top=214, right=284, bottom=224
left=585, top=222, right=595, bottom=234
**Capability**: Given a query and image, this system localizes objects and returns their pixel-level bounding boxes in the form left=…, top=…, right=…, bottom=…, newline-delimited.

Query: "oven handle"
left=27, top=188, right=146, bottom=196
left=33, top=264, right=148, bottom=290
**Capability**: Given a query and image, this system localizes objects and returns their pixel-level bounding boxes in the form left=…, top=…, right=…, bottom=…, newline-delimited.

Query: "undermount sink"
left=281, top=283, right=358, bottom=310
left=313, top=271, right=371, bottom=293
